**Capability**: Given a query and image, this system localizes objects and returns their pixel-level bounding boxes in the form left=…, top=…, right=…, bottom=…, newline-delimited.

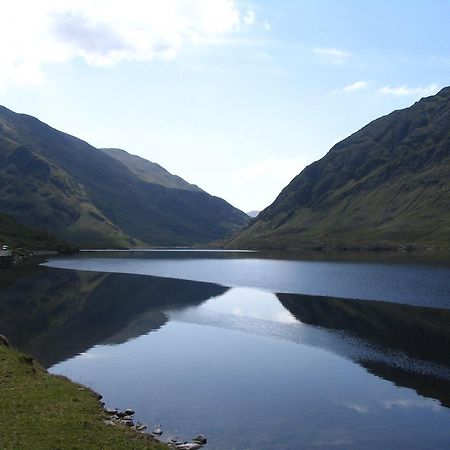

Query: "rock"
left=169, top=441, right=185, bottom=449
left=122, top=415, right=134, bottom=421
left=106, top=408, right=117, bottom=415
left=152, top=425, right=163, bottom=435
left=0, top=335, right=10, bottom=347
left=103, top=420, right=116, bottom=426
left=123, top=419, right=134, bottom=427
left=116, top=411, right=126, bottom=418
left=124, top=408, right=135, bottom=415
left=172, top=435, right=207, bottom=449
left=192, top=435, right=207, bottom=444
left=192, top=435, right=207, bottom=445
left=176, top=444, right=203, bottom=450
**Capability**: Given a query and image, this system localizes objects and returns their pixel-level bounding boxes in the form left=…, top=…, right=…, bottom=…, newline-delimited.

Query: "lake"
left=2, top=250, right=450, bottom=449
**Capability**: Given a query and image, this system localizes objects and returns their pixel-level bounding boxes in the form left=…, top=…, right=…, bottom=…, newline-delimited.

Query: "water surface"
left=1, top=250, right=450, bottom=449
left=43, top=250, right=450, bottom=307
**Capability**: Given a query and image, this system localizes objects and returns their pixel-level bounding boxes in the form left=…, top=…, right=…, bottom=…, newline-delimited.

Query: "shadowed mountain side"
left=229, top=87, right=450, bottom=250
left=278, top=292, right=450, bottom=407
left=0, top=267, right=227, bottom=367
left=0, top=105, right=248, bottom=248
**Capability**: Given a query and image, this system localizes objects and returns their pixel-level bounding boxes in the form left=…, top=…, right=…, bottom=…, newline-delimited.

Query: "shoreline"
left=0, top=336, right=207, bottom=450
left=0, top=335, right=167, bottom=449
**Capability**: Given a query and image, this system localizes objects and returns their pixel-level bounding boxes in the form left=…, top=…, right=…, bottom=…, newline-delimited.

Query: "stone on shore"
left=192, top=435, right=207, bottom=445
left=175, top=443, right=203, bottom=450
left=0, top=335, right=10, bottom=347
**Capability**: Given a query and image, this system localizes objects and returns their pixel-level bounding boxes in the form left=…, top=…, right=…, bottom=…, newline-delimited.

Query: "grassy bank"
left=0, top=340, right=168, bottom=450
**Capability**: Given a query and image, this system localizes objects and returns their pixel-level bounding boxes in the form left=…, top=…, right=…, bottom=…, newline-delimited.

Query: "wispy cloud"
left=243, top=10, right=256, bottom=25
left=378, top=83, right=440, bottom=97
left=263, top=20, right=272, bottom=31
left=234, top=157, right=307, bottom=182
left=0, top=0, right=244, bottom=87
left=313, top=47, right=351, bottom=65
left=342, top=80, right=368, bottom=92
left=233, top=156, right=308, bottom=209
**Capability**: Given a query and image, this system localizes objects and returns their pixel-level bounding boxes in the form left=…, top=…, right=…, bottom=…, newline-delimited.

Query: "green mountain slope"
left=0, top=213, right=72, bottom=252
left=101, top=148, right=202, bottom=192
left=0, top=106, right=248, bottom=248
left=229, top=87, right=450, bottom=250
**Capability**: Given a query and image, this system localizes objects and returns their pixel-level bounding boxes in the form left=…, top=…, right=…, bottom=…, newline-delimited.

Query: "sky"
left=0, top=0, right=449, bottom=212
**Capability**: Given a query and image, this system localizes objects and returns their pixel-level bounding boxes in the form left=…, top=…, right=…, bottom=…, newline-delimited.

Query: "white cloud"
left=378, top=83, right=440, bottom=97
left=263, top=20, right=272, bottom=31
left=235, top=156, right=307, bottom=181
left=0, top=0, right=242, bottom=87
left=243, top=10, right=256, bottom=25
left=233, top=156, right=309, bottom=210
left=343, top=80, right=368, bottom=92
left=313, top=47, right=351, bottom=65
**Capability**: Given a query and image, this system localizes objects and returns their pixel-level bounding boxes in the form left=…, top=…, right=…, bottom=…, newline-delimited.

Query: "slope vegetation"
left=0, top=213, right=71, bottom=252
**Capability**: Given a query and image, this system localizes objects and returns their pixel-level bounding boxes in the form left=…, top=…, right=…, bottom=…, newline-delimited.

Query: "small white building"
left=0, top=244, right=11, bottom=257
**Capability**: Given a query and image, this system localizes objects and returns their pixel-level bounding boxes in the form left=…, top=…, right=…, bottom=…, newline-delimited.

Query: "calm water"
left=1, top=250, right=450, bottom=449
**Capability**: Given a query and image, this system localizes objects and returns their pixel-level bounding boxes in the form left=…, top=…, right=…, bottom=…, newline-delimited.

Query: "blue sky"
left=0, top=0, right=449, bottom=211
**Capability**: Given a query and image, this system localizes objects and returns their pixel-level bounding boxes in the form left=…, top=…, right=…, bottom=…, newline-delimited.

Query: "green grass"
left=0, top=343, right=168, bottom=450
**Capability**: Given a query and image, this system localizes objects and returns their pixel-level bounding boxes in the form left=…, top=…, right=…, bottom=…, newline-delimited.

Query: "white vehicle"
left=2, top=245, right=9, bottom=250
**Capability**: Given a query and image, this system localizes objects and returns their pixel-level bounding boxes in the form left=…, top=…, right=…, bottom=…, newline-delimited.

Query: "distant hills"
left=246, top=210, right=260, bottom=218
left=229, top=87, right=450, bottom=250
left=0, top=105, right=248, bottom=248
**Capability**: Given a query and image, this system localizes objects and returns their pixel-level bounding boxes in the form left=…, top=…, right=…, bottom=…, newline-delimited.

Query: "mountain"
left=0, top=213, right=72, bottom=252
left=101, top=148, right=203, bottom=192
left=246, top=210, right=260, bottom=218
left=229, top=87, right=450, bottom=250
left=0, top=105, right=248, bottom=248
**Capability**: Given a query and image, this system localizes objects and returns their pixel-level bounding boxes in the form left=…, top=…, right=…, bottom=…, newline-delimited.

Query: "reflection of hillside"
left=364, top=361, right=450, bottom=409
left=0, top=267, right=227, bottom=368
left=278, top=293, right=450, bottom=407
left=278, top=293, right=450, bottom=365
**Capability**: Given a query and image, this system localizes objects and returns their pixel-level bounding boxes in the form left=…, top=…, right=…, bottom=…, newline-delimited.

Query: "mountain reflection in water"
left=1, top=264, right=450, bottom=414
left=0, top=266, right=227, bottom=367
